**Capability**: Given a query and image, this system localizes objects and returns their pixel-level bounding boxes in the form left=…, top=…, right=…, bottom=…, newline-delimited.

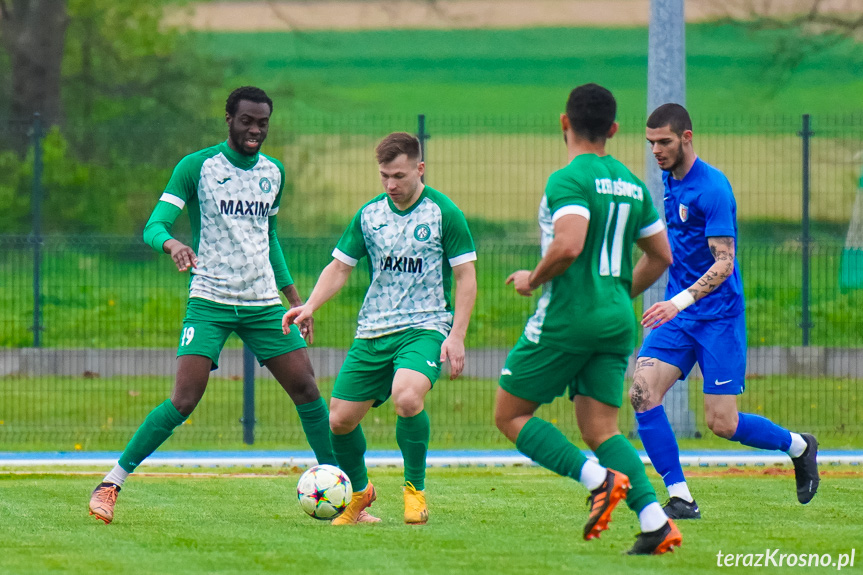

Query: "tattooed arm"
left=641, top=236, right=736, bottom=328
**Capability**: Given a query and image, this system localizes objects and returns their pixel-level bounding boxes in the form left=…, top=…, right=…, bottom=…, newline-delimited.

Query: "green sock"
left=330, top=425, right=369, bottom=491
left=296, top=398, right=337, bottom=466
left=118, top=399, right=187, bottom=473
left=594, top=434, right=658, bottom=514
left=515, top=417, right=588, bottom=481
left=396, top=410, right=430, bottom=491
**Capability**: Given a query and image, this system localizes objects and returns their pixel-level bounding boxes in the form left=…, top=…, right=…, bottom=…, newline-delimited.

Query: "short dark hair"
left=375, top=132, right=422, bottom=164
left=565, top=83, right=616, bottom=142
left=226, top=86, right=273, bottom=116
left=647, top=103, right=692, bottom=135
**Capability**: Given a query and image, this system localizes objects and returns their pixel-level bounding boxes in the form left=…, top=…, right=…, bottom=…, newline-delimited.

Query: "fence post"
left=799, top=114, right=813, bottom=347
left=31, top=113, right=44, bottom=348
left=241, top=345, right=256, bottom=444
left=417, top=114, right=429, bottom=183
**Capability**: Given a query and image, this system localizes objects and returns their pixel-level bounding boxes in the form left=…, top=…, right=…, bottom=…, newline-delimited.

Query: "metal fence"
left=1, top=114, right=862, bottom=449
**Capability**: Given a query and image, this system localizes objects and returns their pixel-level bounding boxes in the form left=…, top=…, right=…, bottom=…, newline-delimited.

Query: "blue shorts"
left=638, top=314, right=746, bottom=395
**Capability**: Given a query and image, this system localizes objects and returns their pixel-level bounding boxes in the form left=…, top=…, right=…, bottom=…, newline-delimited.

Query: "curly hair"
left=226, top=86, right=273, bottom=116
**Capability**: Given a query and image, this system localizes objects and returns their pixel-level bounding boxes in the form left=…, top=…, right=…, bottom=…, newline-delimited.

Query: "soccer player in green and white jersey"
left=494, top=84, right=682, bottom=555
left=284, top=132, right=477, bottom=526
left=88, top=87, right=337, bottom=524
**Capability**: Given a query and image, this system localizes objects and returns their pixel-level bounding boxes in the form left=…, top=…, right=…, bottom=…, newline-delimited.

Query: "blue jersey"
left=663, top=157, right=744, bottom=319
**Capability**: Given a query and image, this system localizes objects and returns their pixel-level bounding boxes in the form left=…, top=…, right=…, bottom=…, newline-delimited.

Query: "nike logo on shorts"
left=427, top=360, right=437, bottom=367
left=501, top=368, right=512, bottom=376
left=714, top=379, right=733, bottom=386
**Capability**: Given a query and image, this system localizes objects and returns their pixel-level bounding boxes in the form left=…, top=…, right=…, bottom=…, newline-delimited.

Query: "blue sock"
left=636, top=406, right=685, bottom=487
left=730, top=412, right=792, bottom=451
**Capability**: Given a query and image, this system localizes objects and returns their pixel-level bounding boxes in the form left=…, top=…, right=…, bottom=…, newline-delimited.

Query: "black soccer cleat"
left=792, top=433, right=820, bottom=504
left=627, top=519, right=683, bottom=555
left=662, top=496, right=701, bottom=520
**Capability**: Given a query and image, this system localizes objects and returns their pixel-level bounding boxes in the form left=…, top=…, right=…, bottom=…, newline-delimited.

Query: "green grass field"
left=0, top=466, right=860, bottom=574
left=194, top=23, right=863, bottom=118
left=1, top=374, right=860, bottom=451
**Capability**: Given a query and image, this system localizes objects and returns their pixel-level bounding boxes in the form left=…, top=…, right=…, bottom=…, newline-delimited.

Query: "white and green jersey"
left=334, top=186, right=476, bottom=339
left=147, top=141, right=286, bottom=306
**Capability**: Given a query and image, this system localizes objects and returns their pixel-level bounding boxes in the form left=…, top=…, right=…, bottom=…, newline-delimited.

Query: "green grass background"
left=1, top=374, right=859, bottom=450
left=0, top=467, right=860, bottom=574
left=195, top=23, right=863, bottom=118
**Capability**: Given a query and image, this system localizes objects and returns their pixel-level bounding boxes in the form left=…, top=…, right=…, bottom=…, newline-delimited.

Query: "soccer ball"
left=297, top=464, right=353, bottom=520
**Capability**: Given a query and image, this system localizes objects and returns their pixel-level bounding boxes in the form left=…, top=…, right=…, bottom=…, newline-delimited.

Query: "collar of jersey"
left=219, top=140, right=259, bottom=170
left=386, top=187, right=428, bottom=216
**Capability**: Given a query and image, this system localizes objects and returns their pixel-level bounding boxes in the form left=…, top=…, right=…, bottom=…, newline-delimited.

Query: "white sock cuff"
left=667, top=481, right=693, bottom=503
left=638, top=502, right=669, bottom=533
left=579, top=460, right=607, bottom=491
left=787, top=432, right=807, bottom=458
left=103, top=464, right=130, bottom=487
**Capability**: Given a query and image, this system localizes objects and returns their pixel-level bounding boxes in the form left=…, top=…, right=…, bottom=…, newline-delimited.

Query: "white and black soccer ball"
left=297, top=464, right=352, bottom=520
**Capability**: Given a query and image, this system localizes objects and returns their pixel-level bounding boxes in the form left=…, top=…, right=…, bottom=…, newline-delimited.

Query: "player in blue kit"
left=630, top=103, right=820, bottom=519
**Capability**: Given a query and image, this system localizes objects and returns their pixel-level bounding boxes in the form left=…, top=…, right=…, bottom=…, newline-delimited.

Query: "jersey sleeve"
left=440, top=201, right=477, bottom=266
left=635, top=178, right=665, bottom=238
left=545, top=169, right=591, bottom=223
left=142, top=153, right=204, bottom=252
left=333, top=208, right=368, bottom=266
left=701, top=175, right=737, bottom=238
left=142, top=201, right=182, bottom=252
left=269, top=157, right=286, bottom=216
left=268, top=216, right=294, bottom=289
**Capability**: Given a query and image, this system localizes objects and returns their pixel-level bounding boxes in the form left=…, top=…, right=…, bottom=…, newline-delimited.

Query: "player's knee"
left=289, top=377, right=321, bottom=405
left=329, top=412, right=357, bottom=435
left=170, top=396, right=198, bottom=417
left=393, top=394, right=423, bottom=418
left=629, top=380, right=655, bottom=412
left=707, top=415, right=737, bottom=439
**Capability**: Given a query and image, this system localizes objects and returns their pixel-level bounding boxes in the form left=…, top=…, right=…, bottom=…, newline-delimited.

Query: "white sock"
left=667, top=481, right=693, bottom=503
left=638, top=502, right=669, bottom=533
left=103, top=464, right=130, bottom=487
left=579, top=460, right=607, bottom=491
left=787, top=433, right=807, bottom=458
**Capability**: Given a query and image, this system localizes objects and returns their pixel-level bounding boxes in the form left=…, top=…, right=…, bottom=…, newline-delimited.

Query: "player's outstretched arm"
left=507, top=214, right=588, bottom=296
left=631, top=228, right=673, bottom=298
left=441, top=261, right=477, bottom=380
left=281, top=259, right=354, bottom=335
left=642, top=235, right=735, bottom=328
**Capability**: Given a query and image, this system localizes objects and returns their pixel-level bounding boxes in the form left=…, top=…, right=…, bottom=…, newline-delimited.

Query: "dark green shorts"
left=332, top=329, right=446, bottom=407
left=178, top=297, right=306, bottom=369
left=499, top=336, right=628, bottom=408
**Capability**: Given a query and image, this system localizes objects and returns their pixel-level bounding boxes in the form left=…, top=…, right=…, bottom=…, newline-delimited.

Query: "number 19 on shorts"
left=180, top=326, right=195, bottom=346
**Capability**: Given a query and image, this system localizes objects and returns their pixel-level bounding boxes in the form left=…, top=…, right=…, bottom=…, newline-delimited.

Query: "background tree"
left=0, top=0, right=69, bottom=151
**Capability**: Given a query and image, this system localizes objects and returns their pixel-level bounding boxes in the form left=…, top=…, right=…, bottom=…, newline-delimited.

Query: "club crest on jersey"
left=679, top=203, right=689, bottom=222
left=259, top=177, right=271, bottom=192
left=414, top=224, right=431, bottom=242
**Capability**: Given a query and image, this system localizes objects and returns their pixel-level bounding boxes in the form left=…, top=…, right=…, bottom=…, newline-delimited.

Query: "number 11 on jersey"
left=599, top=202, right=631, bottom=277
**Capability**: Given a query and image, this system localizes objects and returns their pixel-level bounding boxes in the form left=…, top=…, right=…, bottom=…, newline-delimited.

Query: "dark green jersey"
left=524, top=154, right=664, bottom=353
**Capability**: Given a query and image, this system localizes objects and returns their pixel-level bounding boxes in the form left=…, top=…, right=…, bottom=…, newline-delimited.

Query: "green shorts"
left=178, top=297, right=306, bottom=369
left=499, top=335, right=628, bottom=408
left=332, top=329, right=446, bottom=407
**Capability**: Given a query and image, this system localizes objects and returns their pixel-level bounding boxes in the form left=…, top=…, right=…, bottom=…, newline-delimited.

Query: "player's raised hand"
left=164, top=240, right=198, bottom=272
left=296, top=315, right=315, bottom=345
left=642, top=300, right=679, bottom=328
left=440, top=335, right=465, bottom=380
left=506, top=270, right=534, bottom=297
left=282, top=305, right=312, bottom=335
